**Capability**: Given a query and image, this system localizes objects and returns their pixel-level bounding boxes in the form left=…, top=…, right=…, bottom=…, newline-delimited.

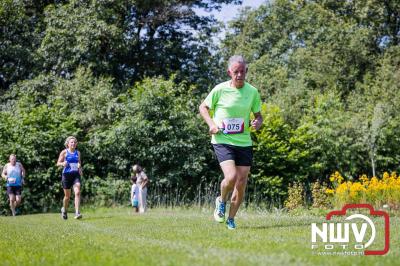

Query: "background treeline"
left=0, top=0, right=399, bottom=213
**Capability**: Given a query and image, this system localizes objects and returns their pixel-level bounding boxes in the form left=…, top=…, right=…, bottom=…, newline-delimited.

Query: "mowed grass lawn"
left=0, top=207, right=399, bottom=266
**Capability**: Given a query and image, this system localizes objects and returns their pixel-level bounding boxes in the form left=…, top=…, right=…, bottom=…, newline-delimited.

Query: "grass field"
left=0, top=207, right=399, bottom=266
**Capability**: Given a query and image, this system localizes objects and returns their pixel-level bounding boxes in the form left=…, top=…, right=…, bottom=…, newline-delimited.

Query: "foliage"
left=252, top=103, right=312, bottom=200
left=0, top=69, right=220, bottom=212
left=0, top=100, right=79, bottom=212
left=84, top=175, right=131, bottom=207
left=88, top=76, right=217, bottom=190
left=347, top=46, right=400, bottom=176
left=310, top=181, right=330, bottom=209
left=1, top=0, right=241, bottom=93
left=0, top=0, right=40, bottom=91
left=37, top=0, right=238, bottom=91
left=1, top=0, right=400, bottom=212
left=284, top=182, right=305, bottom=210
left=222, top=0, right=400, bottom=185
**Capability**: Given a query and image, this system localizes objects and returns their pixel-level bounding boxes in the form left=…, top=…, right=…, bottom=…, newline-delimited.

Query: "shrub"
left=284, top=182, right=305, bottom=210
left=311, top=181, right=330, bottom=209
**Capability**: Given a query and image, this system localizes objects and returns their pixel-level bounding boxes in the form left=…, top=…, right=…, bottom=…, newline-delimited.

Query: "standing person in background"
left=132, top=164, right=149, bottom=213
left=199, top=55, right=263, bottom=229
left=57, top=136, right=83, bottom=220
left=130, top=175, right=139, bottom=213
left=1, top=154, right=26, bottom=216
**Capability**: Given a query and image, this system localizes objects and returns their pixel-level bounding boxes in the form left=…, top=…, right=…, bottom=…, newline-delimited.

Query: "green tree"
left=0, top=87, right=80, bottom=212
left=0, top=67, right=116, bottom=212
left=38, top=0, right=241, bottom=91
left=252, top=104, right=313, bottom=201
left=347, top=46, right=400, bottom=176
left=89, top=76, right=217, bottom=193
left=222, top=0, right=400, bottom=183
left=222, top=0, right=381, bottom=99
left=0, top=1, right=38, bottom=91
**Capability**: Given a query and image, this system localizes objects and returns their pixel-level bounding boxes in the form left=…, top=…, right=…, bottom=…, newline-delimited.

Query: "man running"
left=199, top=55, right=263, bottom=229
left=2, top=154, right=26, bottom=216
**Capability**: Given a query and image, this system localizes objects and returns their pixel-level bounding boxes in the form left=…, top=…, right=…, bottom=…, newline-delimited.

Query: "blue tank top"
left=6, top=163, right=23, bottom=187
left=63, top=149, right=79, bottom=174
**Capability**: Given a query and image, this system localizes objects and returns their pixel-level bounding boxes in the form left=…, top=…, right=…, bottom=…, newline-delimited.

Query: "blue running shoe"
left=213, top=197, right=225, bottom=223
left=226, top=218, right=236, bottom=230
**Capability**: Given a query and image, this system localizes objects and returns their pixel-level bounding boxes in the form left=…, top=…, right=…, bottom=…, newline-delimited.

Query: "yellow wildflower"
left=325, top=188, right=335, bottom=195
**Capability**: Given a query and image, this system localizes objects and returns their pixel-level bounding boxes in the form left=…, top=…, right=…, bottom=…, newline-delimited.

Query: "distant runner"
left=199, top=55, right=263, bottom=229
left=131, top=175, right=139, bottom=213
left=2, top=154, right=26, bottom=216
left=132, top=164, right=148, bottom=213
left=57, top=136, right=83, bottom=220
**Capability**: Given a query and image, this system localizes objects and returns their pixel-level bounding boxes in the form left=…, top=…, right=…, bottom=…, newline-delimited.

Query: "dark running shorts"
left=212, top=144, right=253, bottom=166
left=62, top=172, right=81, bottom=189
left=7, top=186, right=22, bottom=196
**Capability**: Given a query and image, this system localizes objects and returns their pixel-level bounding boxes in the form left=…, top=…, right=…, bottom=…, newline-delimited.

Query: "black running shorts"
left=7, top=186, right=22, bottom=196
left=212, top=144, right=253, bottom=166
left=62, top=172, right=81, bottom=189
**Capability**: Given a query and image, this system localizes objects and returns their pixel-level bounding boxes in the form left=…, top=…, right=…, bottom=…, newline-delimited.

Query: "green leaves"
left=1, top=0, right=400, bottom=211
left=39, top=3, right=121, bottom=75
left=223, top=0, right=400, bottom=183
left=89, top=76, right=212, bottom=187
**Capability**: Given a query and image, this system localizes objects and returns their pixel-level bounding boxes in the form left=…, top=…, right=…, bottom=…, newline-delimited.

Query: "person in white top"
left=130, top=175, right=139, bottom=213
left=1, top=154, right=26, bottom=216
left=132, top=164, right=148, bottom=213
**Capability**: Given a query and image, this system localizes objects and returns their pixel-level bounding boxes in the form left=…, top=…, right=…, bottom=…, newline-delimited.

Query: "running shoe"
left=74, top=212, right=82, bottom=219
left=213, top=196, right=225, bottom=223
left=226, top=218, right=236, bottom=230
left=61, top=207, right=68, bottom=220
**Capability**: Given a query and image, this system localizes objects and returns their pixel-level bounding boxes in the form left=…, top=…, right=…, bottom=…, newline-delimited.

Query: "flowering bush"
left=311, top=181, right=330, bottom=209
left=325, top=171, right=400, bottom=209
left=284, top=182, right=305, bottom=210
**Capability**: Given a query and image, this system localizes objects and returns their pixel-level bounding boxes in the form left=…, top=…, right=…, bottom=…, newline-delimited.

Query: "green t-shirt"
left=204, top=81, right=262, bottom=147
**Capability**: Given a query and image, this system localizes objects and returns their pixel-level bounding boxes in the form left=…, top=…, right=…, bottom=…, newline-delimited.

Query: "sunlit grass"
left=0, top=207, right=398, bottom=265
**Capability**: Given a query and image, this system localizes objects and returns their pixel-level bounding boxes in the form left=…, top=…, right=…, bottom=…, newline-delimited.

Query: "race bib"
left=69, top=163, right=79, bottom=171
left=221, top=118, right=244, bottom=134
left=8, top=177, right=16, bottom=184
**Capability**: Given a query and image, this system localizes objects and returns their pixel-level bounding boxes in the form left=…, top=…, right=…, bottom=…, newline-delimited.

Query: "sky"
left=196, top=0, right=266, bottom=23
left=194, top=0, right=266, bottom=41
left=214, top=0, right=266, bottom=23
